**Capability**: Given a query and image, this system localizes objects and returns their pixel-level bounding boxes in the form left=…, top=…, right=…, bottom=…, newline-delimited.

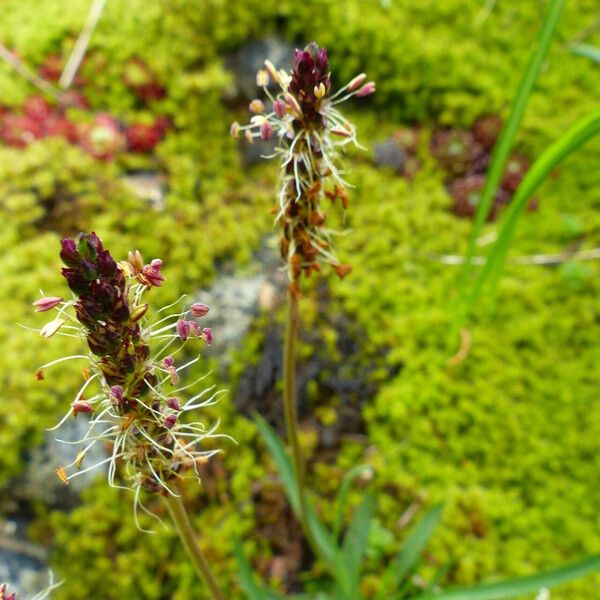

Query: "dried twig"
left=0, top=42, right=59, bottom=97
left=59, top=0, right=108, bottom=89
left=434, top=247, right=600, bottom=266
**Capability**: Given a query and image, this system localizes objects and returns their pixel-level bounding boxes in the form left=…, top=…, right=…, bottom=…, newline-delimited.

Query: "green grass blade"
left=254, top=413, right=299, bottom=511
left=462, top=107, right=600, bottom=314
left=450, top=0, right=565, bottom=346
left=415, top=553, right=600, bottom=600
left=254, top=413, right=338, bottom=566
left=332, top=465, right=373, bottom=541
left=376, top=504, right=443, bottom=600
left=394, top=504, right=444, bottom=582
left=570, top=43, right=600, bottom=64
left=338, top=491, right=375, bottom=596
left=233, top=540, right=283, bottom=600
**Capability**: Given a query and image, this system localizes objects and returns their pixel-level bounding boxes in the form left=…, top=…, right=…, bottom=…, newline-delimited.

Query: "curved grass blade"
left=254, top=413, right=337, bottom=566
left=414, top=553, right=600, bottom=600
left=376, top=504, right=443, bottom=600
left=570, top=43, right=600, bottom=64
left=233, top=540, right=283, bottom=600
left=336, top=491, right=375, bottom=599
left=462, top=107, right=600, bottom=314
left=332, top=464, right=373, bottom=541
left=450, top=0, right=565, bottom=347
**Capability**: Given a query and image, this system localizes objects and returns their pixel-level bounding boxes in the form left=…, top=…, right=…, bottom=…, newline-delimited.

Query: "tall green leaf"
left=336, top=491, right=376, bottom=598
left=254, top=414, right=337, bottom=566
left=233, top=540, right=283, bottom=600
left=450, top=0, right=565, bottom=346
left=415, top=554, right=600, bottom=600
left=377, top=504, right=443, bottom=599
left=461, top=107, right=600, bottom=316
left=332, top=465, right=373, bottom=541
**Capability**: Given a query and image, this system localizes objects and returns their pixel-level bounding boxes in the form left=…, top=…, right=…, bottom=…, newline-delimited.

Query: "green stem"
left=282, top=290, right=313, bottom=545
left=165, top=486, right=227, bottom=600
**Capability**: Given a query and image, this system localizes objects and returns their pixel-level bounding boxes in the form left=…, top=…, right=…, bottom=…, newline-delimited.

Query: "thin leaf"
left=570, top=43, right=600, bottom=64
left=336, top=491, right=376, bottom=598
left=254, top=413, right=337, bottom=566
left=254, top=413, right=299, bottom=510
left=333, top=465, right=373, bottom=541
left=377, top=504, right=443, bottom=600
left=395, top=504, right=443, bottom=582
left=450, top=0, right=565, bottom=346
left=233, top=540, right=283, bottom=600
left=415, top=553, right=600, bottom=599
left=463, top=107, right=600, bottom=314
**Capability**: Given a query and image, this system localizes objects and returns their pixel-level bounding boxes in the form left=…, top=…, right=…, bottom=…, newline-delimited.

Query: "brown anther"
left=310, top=211, right=326, bottom=226
left=35, top=370, right=45, bottom=381
left=288, top=281, right=301, bottom=298
left=307, top=181, right=321, bottom=198
left=333, top=263, right=352, bottom=279
left=290, top=254, right=302, bottom=278
left=122, top=413, right=136, bottom=430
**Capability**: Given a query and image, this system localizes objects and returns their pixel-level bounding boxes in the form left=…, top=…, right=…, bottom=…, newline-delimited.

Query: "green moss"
left=1, top=0, right=600, bottom=597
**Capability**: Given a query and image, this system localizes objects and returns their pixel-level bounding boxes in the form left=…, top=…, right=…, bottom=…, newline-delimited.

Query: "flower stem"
left=282, top=290, right=315, bottom=549
left=165, top=485, right=226, bottom=600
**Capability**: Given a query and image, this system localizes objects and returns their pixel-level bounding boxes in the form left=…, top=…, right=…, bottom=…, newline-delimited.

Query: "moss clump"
left=0, top=0, right=599, bottom=598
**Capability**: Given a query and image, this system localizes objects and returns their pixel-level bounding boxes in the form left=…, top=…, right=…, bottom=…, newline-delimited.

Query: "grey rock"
left=193, top=238, right=286, bottom=364
left=225, top=35, right=295, bottom=99
left=0, top=520, right=49, bottom=599
left=373, top=140, right=407, bottom=172
left=13, top=417, right=109, bottom=507
left=122, top=171, right=167, bottom=209
left=238, top=136, right=278, bottom=168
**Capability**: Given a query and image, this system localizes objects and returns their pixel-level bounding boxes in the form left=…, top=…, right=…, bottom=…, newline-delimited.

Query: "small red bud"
left=72, top=400, right=94, bottom=414
left=33, top=296, right=63, bottom=312
left=190, top=303, right=209, bottom=317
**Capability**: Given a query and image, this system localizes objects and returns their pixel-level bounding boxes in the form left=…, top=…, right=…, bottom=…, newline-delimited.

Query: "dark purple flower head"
left=289, top=42, right=331, bottom=126
left=60, top=233, right=132, bottom=357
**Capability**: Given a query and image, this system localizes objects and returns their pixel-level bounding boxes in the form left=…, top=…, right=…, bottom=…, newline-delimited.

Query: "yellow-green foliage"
left=1, top=0, right=600, bottom=598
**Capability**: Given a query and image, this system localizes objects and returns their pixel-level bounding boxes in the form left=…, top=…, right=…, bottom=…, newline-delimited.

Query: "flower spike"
left=231, top=42, right=374, bottom=289
left=36, top=232, right=224, bottom=526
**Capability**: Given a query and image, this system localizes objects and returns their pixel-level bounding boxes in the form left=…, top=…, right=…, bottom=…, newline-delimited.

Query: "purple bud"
left=176, top=319, right=191, bottom=340
left=141, top=261, right=165, bottom=287
left=72, top=399, right=94, bottom=414
left=190, top=302, right=209, bottom=317
left=33, top=296, right=63, bottom=312
left=273, top=99, right=286, bottom=118
left=164, top=414, right=177, bottom=429
left=60, top=238, right=80, bottom=267
left=111, top=385, right=124, bottom=404
left=162, top=356, right=174, bottom=368
left=356, top=82, right=376, bottom=97
left=347, top=73, right=367, bottom=92
left=260, top=121, right=273, bottom=141
left=202, top=327, right=214, bottom=346
left=167, top=397, right=181, bottom=410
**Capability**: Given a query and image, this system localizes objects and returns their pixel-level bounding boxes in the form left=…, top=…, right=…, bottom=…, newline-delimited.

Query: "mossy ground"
left=1, top=1, right=600, bottom=598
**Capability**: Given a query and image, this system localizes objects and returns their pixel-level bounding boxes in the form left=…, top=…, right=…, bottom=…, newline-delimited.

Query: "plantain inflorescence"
left=231, top=42, right=375, bottom=296
left=35, top=232, right=225, bottom=529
